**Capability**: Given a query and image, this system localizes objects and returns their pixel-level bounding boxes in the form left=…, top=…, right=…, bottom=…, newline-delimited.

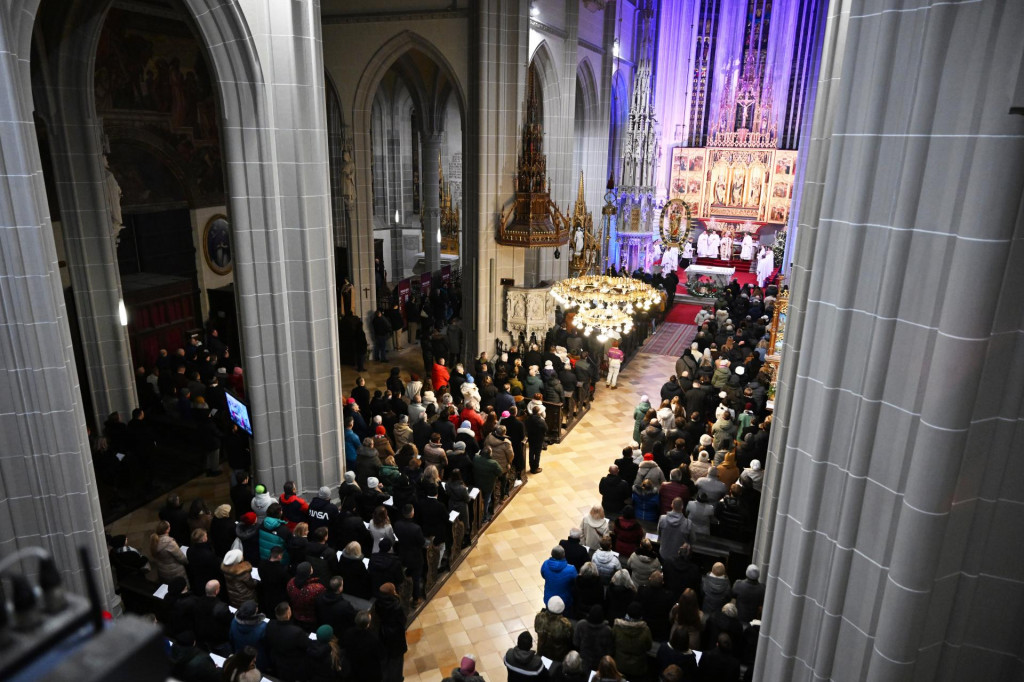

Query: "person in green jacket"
left=632, top=395, right=651, bottom=443
left=612, top=601, right=653, bottom=680
left=258, top=502, right=292, bottom=566
left=472, top=446, right=502, bottom=522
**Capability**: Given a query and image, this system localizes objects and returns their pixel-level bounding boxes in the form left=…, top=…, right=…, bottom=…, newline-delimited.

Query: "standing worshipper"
left=525, top=406, right=547, bottom=474
left=606, top=341, right=625, bottom=389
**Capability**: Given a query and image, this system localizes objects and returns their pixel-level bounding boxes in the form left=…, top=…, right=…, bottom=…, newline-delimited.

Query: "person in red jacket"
left=432, top=358, right=451, bottom=392
left=285, top=562, right=325, bottom=630
left=278, top=481, right=309, bottom=530
left=611, top=506, right=644, bottom=559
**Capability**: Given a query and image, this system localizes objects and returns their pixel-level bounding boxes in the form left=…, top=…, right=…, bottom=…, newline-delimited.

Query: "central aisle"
left=403, top=352, right=678, bottom=681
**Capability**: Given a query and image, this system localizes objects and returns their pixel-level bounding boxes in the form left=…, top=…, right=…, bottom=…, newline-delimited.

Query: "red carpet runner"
left=641, top=322, right=697, bottom=357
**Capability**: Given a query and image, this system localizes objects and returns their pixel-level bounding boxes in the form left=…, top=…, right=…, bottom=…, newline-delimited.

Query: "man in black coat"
left=367, top=537, right=406, bottom=596
left=192, top=580, right=232, bottom=653
left=662, top=543, right=703, bottom=600
left=599, top=465, right=632, bottom=519
left=699, top=633, right=741, bottom=681
left=432, top=408, right=457, bottom=449
left=264, top=602, right=311, bottom=681
left=159, top=495, right=191, bottom=547
left=394, top=504, right=426, bottom=603
left=558, top=528, right=589, bottom=572
left=315, top=575, right=357, bottom=634
left=344, top=611, right=385, bottom=682
left=415, top=485, right=451, bottom=550
left=525, top=406, right=547, bottom=475
left=502, top=407, right=527, bottom=475
left=256, top=546, right=290, bottom=616
left=185, top=530, right=221, bottom=596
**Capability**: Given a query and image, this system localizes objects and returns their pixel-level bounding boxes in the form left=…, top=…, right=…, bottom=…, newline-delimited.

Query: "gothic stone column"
left=421, top=131, right=443, bottom=274
left=35, top=2, right=136, bottom=431
left=222, top=2, right=344, bottom=496
left=0, top=9, right=118, bottom=609
left=754, top=1, right=1024, bottom=680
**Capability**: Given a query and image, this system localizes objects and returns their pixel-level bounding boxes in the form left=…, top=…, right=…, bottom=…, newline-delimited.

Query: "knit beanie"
left=316, top=625, right=334, bottom=641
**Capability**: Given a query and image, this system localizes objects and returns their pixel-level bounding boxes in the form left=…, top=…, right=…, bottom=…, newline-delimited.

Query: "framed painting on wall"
left=203, top=214, right=232, bottom=276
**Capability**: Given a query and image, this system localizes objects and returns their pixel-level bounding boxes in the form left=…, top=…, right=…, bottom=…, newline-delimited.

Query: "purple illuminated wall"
left=653, top=0, right=826, bottom=192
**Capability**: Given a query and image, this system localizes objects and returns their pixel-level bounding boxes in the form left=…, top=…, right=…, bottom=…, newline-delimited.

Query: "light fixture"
left=436, top=227, right=441, bottom=244
left=530, top=1, right=539, bottom=17
left=394, top=209, right=400, bottom=224
left=613, top=38, right=620, bottom=59
left=117, top=299, right=128, bottom=326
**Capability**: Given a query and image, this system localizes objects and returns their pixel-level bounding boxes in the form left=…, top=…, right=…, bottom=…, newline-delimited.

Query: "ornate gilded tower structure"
left=439, top=155, right=460, bottom=256
left=497, top=69, right=569, bottom=247
left=614, top=0, right=660, bottom=272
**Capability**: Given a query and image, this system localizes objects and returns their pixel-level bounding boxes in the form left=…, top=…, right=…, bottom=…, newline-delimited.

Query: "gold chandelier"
left=550, top=274, right=660, bottom=339
left=550, top=275, right=660, bottom=314
left=574, top=305, right=634, bottom=341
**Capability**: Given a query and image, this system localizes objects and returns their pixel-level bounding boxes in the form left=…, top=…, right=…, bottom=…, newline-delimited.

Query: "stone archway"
left=0, top=0, right=343, bottom=607
left=350, top=30, right=469, bottom=324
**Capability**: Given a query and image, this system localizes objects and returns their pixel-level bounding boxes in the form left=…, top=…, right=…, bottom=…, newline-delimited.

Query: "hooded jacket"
left=611, top=618, right=653, bottom=678
left=579, top=514, right=609, bottom=551
left=656, top=510, right=694, bottom=562
left=633, top=460, right=666, bottom=488
left=626, top=551, right=662, bottom=586
left=221, top=560, right=257, bottom=607
left=504, top=646, right=546, bottom=680
left=611, top=517, right=643, bottom=558
left=251, top=490, right=274, bottom=520
left=591, top=549, right=621, bottom=581
left=717, top=451, right=740, bottom=487
left=258, top=517, right=291, bottom=566
left=702, top=572, right=732, bottom=614
left=573, top=618, right=614, bottom=671
left=484, top=432, right=513, bottom=472
left=540, top=557, right=578, bottom=611
left=630, top=399, right=647, bottom=440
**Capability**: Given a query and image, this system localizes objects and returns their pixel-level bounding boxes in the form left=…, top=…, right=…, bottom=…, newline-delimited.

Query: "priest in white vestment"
left=719, top=232, right=732, bottom=260
left=696, top=230, right=710, bottom=258
left=740, top=233, right=755, bottom=260
left=707, top=231, right=721, bottom=260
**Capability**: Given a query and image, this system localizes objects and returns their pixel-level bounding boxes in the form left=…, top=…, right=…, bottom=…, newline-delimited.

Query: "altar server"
left=740, top=233, right=755, bottom=260
left=681, top=238, right=694, bottom=269
left=697, top=230, right=710, bottom=258
left=707, top=231, right=721, bottom=260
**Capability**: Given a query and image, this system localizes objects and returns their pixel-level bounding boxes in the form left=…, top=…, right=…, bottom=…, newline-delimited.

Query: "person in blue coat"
left=540, top=546, right=578, bottom=613
left=344, top=416, right=361, bottom=469
left=228, top=600, right=268, bottom=670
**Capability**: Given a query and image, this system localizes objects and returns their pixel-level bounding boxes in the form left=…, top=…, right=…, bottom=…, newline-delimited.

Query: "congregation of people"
left=478, top=278, right=777, bottom=682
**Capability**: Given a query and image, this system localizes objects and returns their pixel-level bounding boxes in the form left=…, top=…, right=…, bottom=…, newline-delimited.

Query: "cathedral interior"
left=1, top=0, right=1023, bottom=680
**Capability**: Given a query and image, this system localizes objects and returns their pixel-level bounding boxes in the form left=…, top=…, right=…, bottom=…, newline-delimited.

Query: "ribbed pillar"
left=0, top=10, right=117, bottom=609
left=29, top=0, right=136, bottom=432
left=754, top=1, right=1024, bottom=681
left=469, top=0, right=531, bottom=354
left=222, top=1, right=345, bottom=497
left=421, top=131, right=442, bottom=274
left=45, top=113, right=136, bottom=432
